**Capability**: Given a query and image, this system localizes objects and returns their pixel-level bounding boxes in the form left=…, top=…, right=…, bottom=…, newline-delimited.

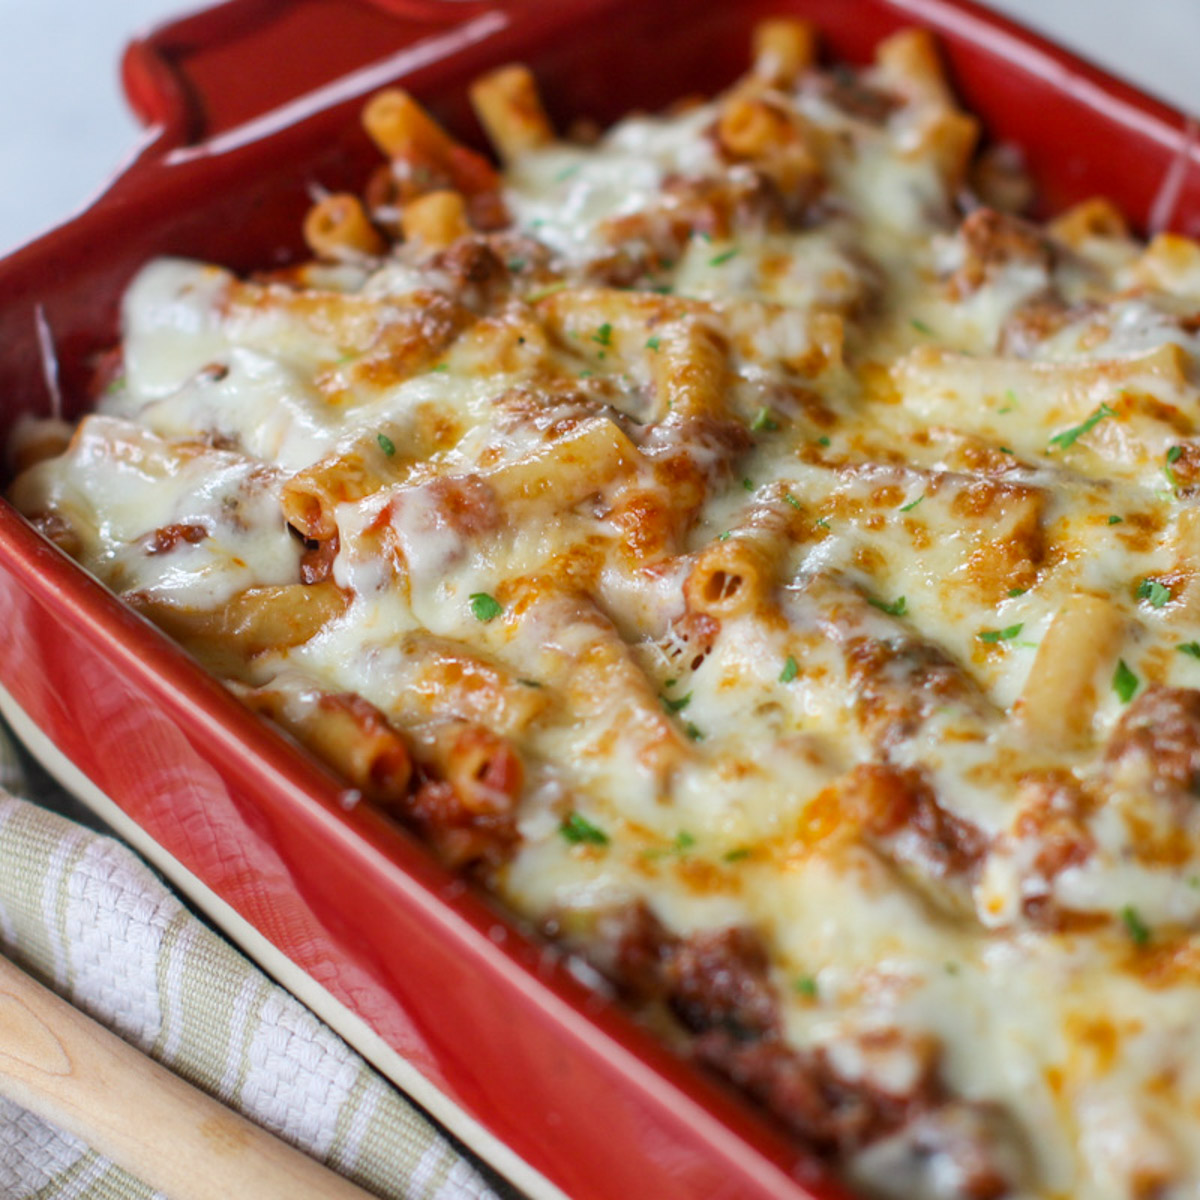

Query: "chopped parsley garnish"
left=794, top=976, right=818, bottom=998
left=1108, top=514, right=1124, bottom=525
left=750, top=407, right=780, bottom=432
left=723, top=847, right=752, bottom=863
left=742, top=478, right=755, bottom=491
left=815, top=517, right=831, bottom=530
left=527, top=280, right=569, bottom=302
left=1048, top=403, right=1115, bottom=451
left=1165, top=444, right=1184, bottom=490
left=997, top=388, right=1018, bottom=414
left=1120, top=904, right=1151, bottom=948
left=592, top=322, right=613, bottom=347
left=1008, top=587, right=1027, bottom=598
left=376, top=433, right=396, bottom=457
left=779, top=656, right=799, bottom=684
left=645, top=336, right=661, bottom=352
left=1137, top=577, right=1173, bottom=608
left=560, top=812, right=609, bottom=846
left=664, top=678, right=678, bottom=688
left=978, top=623, right=1023, bottom=643
left=717, top=531, right=732, bottom=541
left=468, top=592, right=503, bottom=623
left=430, top=363, right=449, bottom=372
left=817, top=436, right=831, bottom=447
left=899, top=494, right=924, bottom=512
left=1179, top=642, right=1200, bottom=660
left=578, top=370, right=594, bottom=379
left=709, top=247, right=740, bottom=266
left=867, top=595, right=907, bottom=617
left=1113, top=659, right=1139, bottom=704
left=662, top=691, right=693, bottom=714
left=673, top=831, right=696, bottom=852
left=783, top=492, right=802, bottom=511
left=507, top=258, right=526, bottom=272
left=910, top=318, right=934, bottom=336
left=999, top=446, right=1013, bottom=455
left=685, top=722, right=705, bottom=742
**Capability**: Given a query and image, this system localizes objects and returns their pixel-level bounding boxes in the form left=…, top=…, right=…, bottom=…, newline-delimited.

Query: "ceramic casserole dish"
left=2, top=2, right=1199, bottom=1198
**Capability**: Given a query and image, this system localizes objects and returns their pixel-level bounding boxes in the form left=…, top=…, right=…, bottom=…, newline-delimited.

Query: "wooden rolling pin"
left=0, top=953, right=378, bottom=1200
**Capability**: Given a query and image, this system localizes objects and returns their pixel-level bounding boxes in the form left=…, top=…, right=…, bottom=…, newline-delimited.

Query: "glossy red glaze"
left=0, top=2, right=1197, bottom=1197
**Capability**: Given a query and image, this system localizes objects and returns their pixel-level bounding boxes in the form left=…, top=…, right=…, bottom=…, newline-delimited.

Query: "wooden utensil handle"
left=0, top=954, right=379, bottom=1200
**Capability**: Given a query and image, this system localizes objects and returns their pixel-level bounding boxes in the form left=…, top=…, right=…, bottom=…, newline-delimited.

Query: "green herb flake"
left=468, top=592, right=503, bottom=623
left=1178, top=642, right=1200, bottom=660
left=999, top=446, right=1014, bottom=455
left=783, top=492, right=802, bottom=511
left=1008, top=587, right=1027, bottom=598
left=592, top=322, right=613, bottom=347
left=560, top=812, right=609, bottom=846
left=663, top=678, right=678, bottom=689
left=899, top=494, right=924, bottom=513
left=723, top=847, right=752, bottom=863
left=646, top=336, right=661, bottom=352
left=685, top=722, right=705, bottom=742
left=817, top=436, right=831, bottom=447
left=978, top=623, right=1024, bottom=644
left=376, top=433, right=396, bottom=457
left=750, top=407, right=780, bottom=433
left=1166, top=444, right=1184, bottom=490
left=1113, top=659, right=1139, bottom=704
left=1121, top=904, right=1151, bottom=948
left=794, top=976, right=818, bottom=998
left=910, top=318, right=934, bottom=336
left=1108, top=514, right=1124, bottom=525
left=507, top=258, right=527, bottom=272
left=816, top=517, right=831, bottom=530
left=1048, top=402, right=1116, bottom=451
left=662, top=691, right=693, bottom=714
left=527, top=280, right=569, bottom=302
left=578, top=370, right=594, bottom=379
left=742, top=478, right=755, bottom=492
left=554, top=163, right=582, bottom=183
left=430, top=363, right=449, bottom=373
left=1137, top=577, right=1173, bottom=608
left=674, top=831, right=697, bottom=852
left=709, top=247, right=740, bottom=267
left=717, top=531, right=732, bottom=542
left=517, top=678, right=543, bottom=688
left=779, top=656, right=799, bottom=684
left=867, top=595, right=907, bottom=617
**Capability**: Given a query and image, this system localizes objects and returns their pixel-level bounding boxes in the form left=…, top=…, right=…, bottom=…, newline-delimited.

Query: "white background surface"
left=1, top=0, right=1199, bottom=256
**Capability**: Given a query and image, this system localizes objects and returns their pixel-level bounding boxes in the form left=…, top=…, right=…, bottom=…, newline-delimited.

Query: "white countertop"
left=1, top=0, right=1197, bottom=256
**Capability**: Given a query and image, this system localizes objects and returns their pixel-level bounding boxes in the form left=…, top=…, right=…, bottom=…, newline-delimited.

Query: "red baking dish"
left=2, top=2, right=1199, bottom=1197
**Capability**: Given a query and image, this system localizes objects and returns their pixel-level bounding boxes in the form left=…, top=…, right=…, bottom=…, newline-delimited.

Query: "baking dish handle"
left=119, top=0, right=519, bottom=162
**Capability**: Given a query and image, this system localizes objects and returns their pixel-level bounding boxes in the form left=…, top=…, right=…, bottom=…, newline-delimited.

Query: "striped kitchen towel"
left=0, top=725, right=504, bottom=1200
